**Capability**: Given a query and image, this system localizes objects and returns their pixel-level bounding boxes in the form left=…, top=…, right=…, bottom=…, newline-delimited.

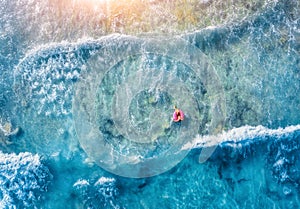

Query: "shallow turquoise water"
left=0, top=0, right=300, bottom=208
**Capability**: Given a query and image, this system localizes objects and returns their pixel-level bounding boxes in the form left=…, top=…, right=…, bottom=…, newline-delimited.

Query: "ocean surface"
left=0, top=0, right=300, bottom=208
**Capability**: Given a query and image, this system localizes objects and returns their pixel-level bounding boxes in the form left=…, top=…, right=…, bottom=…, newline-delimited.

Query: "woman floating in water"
left=173, top=106, right=184, bottom=122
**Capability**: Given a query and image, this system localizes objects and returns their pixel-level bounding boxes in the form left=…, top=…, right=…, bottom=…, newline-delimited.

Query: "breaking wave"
left=0, top=152, right=52, bottom=208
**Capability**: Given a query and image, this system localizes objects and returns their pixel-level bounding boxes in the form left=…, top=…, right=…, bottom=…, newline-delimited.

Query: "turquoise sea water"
left=0, top=0, right=300, bottom=208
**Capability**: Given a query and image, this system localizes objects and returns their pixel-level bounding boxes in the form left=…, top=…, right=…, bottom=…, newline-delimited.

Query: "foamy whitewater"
left=0, top=0, right=300, bottom=208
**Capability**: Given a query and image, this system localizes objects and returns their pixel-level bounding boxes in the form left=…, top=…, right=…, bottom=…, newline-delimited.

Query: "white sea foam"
left=193, top=124, right=300, bottom=148
left=13, top=41, right=96, bottom=117
left=73, top=176, right=119, bottom=208
left=73, top=179, right=90, bottom=187
left=95, top=177, right=116, bottom=186
left=0, top=152, right=52, bottom=208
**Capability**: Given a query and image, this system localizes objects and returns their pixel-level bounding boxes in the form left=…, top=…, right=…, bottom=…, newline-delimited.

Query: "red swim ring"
left=173, top=109, right=184, bottom=121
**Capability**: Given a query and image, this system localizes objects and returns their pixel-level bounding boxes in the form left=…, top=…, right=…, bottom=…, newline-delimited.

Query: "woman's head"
left=174, top=105, right=179, bottom=112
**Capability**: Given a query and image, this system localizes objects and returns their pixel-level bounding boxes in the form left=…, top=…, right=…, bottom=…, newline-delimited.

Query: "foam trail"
left=194, top=124, right=300, bottom=148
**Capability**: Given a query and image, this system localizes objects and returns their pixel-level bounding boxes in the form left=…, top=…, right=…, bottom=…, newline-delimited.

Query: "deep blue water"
left=0, top=0, right=300, bottom=208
